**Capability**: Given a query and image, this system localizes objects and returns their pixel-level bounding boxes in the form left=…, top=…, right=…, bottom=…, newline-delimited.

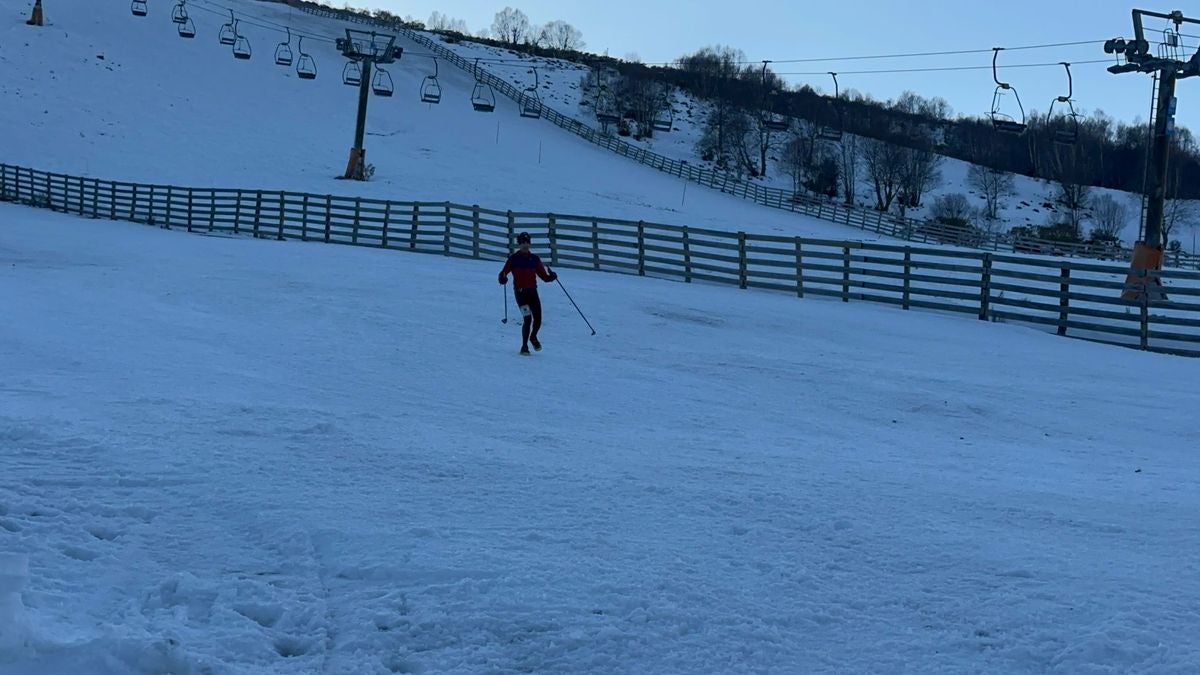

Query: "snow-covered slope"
left=0, top=0, right=875, bottom=241
left=426, top=33, right=1158, bottom=243
left=3, top=202, right=1200, bottom=673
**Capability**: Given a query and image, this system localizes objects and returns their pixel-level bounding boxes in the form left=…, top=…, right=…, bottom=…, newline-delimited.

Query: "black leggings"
left=515, top=287, right=542, bottom=346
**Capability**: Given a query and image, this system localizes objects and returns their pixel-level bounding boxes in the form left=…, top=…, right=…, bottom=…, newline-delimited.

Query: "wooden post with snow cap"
left=26, top=0, right=43, bottom=26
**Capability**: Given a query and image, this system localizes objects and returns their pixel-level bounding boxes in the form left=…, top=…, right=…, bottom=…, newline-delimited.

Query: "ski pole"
left=556, top=277, right=595, bottom=336
left=501, top=283, right=508, bottom=324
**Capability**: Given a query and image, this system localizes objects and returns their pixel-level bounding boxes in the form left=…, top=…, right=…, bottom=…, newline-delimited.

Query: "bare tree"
left=1163, top=198, right=1199, bottom=246
left=781, top=136, right=807, bottom=193
left=427, top=11, right=469, bottom=33
left=838, top=135, right=859, bottom=206
left=615, top=76, right=671, bottom=138
left=1055, top=180, right=1092, bottom=240
left=967, top=164, right=1015, bottom=220
left=491, top=7, right=531, bottom=46
left=931, top=193, right=973, bottom=223
left=539, top=20, right=584, bottom=53
left=898, top=145, right=943, bottom=212
left=859, top=138, right=906, bottom=211
left=1090, top=194, right=1129, bottom=241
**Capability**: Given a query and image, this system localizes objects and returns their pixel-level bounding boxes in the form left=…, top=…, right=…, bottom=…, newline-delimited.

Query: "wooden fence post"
left=548, top=214, right=558, bottom=266
left=186, top=188, right=194, bottom=232
left=637, top=221, right=646, bottom=276
left=592, top=220, right=600, bottom=270
left=131, top=184, right=139, bottom=221
left=277, top=192, right=286, bottom=241
left=795, top=238, right=804, bottom=298
left=472, top=205, right=480, bottom=259
left=91, top=178, right=100, bottom=218
left=164, top=185, right=174, bottom=229
left=410, top=204, right=419, bottom=249
left=253, top=190, right=263, bottom=238
left=507, top=211, right=515, bottom=251
left=738, top=232, right=748, bottom=289
left=324, top=195, right=332, bottom=243
left=1140, top=272, right=1150, bottom=351
left=979, top=253, right=992, bottom=321
left=301, top=195, right=310, bottom=241
left=233, top=190, right=243, bottom=235
left=382, top=201, right=391, bottom=248
left=150, top=185, right=158, bottom=225
left=443, top=202, right=451, bottom=255
left=842, top=245, right=851, bottom=302
left=77, top=176, right=85, bottom=216
left=683, top=227, right=692, bottom=283
left=352, top=197, right=363, bottom=245
left=1057, top=267, right=1070, bottom=336
left=902, top=249, right=911, bottom=310
left=208, top=191, right=216, bottom=232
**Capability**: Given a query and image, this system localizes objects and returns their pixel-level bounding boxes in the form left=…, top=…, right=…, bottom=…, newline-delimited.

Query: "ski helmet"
left=517, top=231, right=532, bottom=245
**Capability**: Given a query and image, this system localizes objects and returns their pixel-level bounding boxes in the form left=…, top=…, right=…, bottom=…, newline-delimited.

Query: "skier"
left=498, top=232, right=557, bottom=355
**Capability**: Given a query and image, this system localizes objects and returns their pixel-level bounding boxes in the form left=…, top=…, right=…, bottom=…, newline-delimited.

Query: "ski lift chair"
left=520, top=68, right=542, bottom=119
left=218, top=11, right=237, bottom=46
left=989, top=48, right=1027, bottom=134
left=420, top=59, right=442, bottom=103
left=343, top=61, right=362, bottom=87
left=372, top=67, right=395, bottom=97
left=177, top=17, right=196, bottom=38
left=131, top=0, right=148, bottom=17
left=296, top=38, right=317, bottom=80
left=275, top=28, right=294, bottom=67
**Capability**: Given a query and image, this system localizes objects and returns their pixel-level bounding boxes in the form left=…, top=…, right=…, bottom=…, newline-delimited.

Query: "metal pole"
left=1142, top=70, right=1176, bottom=248
left=354, top=60, right=372, bottom=154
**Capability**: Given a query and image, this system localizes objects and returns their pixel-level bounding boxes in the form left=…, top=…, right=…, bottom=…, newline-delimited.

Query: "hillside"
left=424, top=33, right=1169, bottom=246
left=0, top=0, right=879, bottom=242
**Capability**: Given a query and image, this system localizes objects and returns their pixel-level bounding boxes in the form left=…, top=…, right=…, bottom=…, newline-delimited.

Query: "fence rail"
left=3, top=162, right=1198, bottom=357
left=292, top=3, right=1200, bottom=272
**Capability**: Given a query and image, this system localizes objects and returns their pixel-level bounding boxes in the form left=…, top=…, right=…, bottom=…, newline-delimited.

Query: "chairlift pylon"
left=989, top=47, right=1027, bottom=135
left=275, top=28, right=294, bottom=67
left=218, top=10, right=236, bottom=46
left=131, top=0, right=148, bottom=17
left=1048, top=62, right=1080, bottom=146
left=296, top=37, right=317, bottom=80
left=343, top=61, right=362, bottom=87
left=372, top=66, right=394, bottom=97
left=420, top=58, right=442, bottom=104
left=817, top=72, right=843, bottom=142
left=520, top=67, right=542, bottom=119
left=470, top=58, right=496, bottom=113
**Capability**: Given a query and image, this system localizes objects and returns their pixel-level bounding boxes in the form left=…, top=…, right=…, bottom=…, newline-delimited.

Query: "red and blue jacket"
left=500, top=251, right=555, bottom=290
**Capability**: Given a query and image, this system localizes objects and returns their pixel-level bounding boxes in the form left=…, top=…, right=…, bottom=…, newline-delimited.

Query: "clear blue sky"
left=359, top=0, right=1200, bottom=132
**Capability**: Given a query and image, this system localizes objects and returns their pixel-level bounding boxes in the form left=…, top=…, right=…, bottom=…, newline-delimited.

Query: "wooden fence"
left=292, top=3, right=1200, bottom=272
left=3, top=162, right=1199, bottom=357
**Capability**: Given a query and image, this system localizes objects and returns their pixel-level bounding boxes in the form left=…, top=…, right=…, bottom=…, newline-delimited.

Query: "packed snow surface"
left=1, top=203, right=1199, bottom=673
